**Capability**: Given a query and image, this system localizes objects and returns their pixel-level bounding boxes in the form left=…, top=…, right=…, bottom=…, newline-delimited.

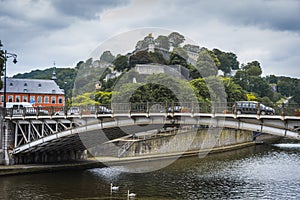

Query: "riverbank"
left=0, top=160, right=103, bottom=176
left=0, top=140, right=260, bottom=176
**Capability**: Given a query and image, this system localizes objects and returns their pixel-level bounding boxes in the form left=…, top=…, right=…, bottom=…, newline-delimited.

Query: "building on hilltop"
left=134, top=63, right=190, bottom=82
left=0, top=78, right=65, bottom=107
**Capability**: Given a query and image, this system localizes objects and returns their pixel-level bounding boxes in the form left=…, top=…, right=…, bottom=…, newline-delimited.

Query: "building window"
left=24, top=83, right=27, bottom=86
left=38, top=96, right=42, bottom=103
left=23, top=96, right=28, bottom=102
left=44, top=96, right=49, bottom=104
left=51, top=96, right=56, bottom=104
left=24, top=89, right=28, bottom=93
left=8, top=96, right=13, bottom=102
left=38, top=83, right=42, bottom=88
left=1, top=95, right=3, bottom=102
left=30, top=96, right=36, bottom=104
left=9, top=83, right=13, bottom=86
left=52, top=90, right=56, bottom=94
left=58, top=97, right=63, bottom=104
left=16, top=96, right=20, bottom=102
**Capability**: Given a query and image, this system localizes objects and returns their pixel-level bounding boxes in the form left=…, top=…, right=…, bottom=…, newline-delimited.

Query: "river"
left=0, top=140, right=300, bottom=200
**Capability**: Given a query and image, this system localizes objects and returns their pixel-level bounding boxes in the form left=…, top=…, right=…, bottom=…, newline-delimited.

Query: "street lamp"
left=0, top=40, right=18, bottom=108
left=0, top=40, right=17, bottom=165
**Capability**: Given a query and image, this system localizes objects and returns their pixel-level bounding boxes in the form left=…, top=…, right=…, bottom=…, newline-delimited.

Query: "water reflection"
left=0, top=142, right=299, bottom=199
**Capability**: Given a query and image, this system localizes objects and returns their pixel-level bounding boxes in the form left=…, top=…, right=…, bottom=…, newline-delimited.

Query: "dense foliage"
left=4, top=32, right=300, bottom=108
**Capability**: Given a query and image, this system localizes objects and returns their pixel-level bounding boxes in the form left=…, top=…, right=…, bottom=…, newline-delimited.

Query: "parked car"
left=167, top=106, right=182, bottom=113
left=265, top=106, right=275, bottom=115
left=6, top=102, right=36, bottom=116
left=167, top=106, right=191, bottom=113
left=96, top=106, right=112, bottom=114
left=233, top=101, right=275, bottom=115
left=67, top=106, right=80, bottom=115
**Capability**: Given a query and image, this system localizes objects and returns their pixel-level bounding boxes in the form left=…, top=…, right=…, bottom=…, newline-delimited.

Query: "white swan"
left=110, top=183, right=119, bottom=191
left=127, top=190, right=136, bottom=198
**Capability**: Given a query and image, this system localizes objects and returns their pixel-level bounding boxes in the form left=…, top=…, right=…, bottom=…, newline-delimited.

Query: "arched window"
left=38, top=96, right=42, bottom=103
left=23, top=96, right=28, bottom=102
left=24, top=83, right=28, bottom=86
left=44, top=96, right=49, bottom=103
left=51, top=96, right=56, bottom=104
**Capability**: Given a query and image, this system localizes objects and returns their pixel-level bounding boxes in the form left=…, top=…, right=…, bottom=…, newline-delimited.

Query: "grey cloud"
left=221, top=0, right=300, bottom=32
left=178, top=0, right=300, bottom=32
left=51, top=0, right=130, bottom=19
left=0, top=0, right=130, bottom=49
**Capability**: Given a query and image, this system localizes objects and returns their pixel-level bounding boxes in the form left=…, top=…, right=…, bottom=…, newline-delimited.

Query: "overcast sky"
left=1, top=0, right=300, bottom=78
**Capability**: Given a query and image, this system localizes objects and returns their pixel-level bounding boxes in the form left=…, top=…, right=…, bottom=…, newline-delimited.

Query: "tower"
left=51, top=61, right=57, bottom=81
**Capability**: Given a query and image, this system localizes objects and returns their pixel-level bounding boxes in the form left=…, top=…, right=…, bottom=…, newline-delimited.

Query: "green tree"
left=100, top=51, right=115, bottom=63
left=222, top=77, right=247, bottom=103
left=148, top=52, right=167, bottom=65
left=259, top=96, right=275, bottom=107
left=277, top=79, right=293, bottom=97
left=189, top=78, right=210, bottom=100
left=213, top=49, right=239, bottom=76
left=112, top=73, right=197, bottom=104
left=129, top=51, right=152, bottom=68
left=168, top=32, right=185, bottom=47
left=75, top=61, right=84, bottom=70
left=293, top=82, right=300, bottom=104
left=154, top=35, right=170, bottom=50
left=207, top=50, right=221, bottom=69
left=71, top=92, right=99, bottom=106
left=196, top=49, right=218, bottom=77
left=233, top=70, right=248, bottom=90
left=113, top=55, right=129, bottom=72
left=246, top=93, right=258, bottom=101
left=242, top=61, right=262, bottom=76
left=94, top=91, right=112, bottom=104
left=169, top=49, right=188, bottom=66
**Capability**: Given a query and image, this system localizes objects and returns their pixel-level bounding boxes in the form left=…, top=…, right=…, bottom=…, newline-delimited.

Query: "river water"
left=1, top=140, right=300, bottom=200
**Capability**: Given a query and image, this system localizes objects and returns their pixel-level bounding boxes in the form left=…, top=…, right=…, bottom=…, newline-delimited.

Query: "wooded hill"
left=7, top=32, right=300, bottom=108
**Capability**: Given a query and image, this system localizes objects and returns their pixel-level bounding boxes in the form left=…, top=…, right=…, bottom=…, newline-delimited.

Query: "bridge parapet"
left=1, top=102, right=299, bottom=119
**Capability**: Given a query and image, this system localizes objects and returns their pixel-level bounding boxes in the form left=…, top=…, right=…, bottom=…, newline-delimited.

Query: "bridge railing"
left=277, top=103, right=300, bottom=116
left=1, top=102, right=299, bottom=117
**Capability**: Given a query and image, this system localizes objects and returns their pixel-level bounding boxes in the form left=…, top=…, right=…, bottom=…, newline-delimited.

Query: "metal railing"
left=1, top=102, right=299, bottom=117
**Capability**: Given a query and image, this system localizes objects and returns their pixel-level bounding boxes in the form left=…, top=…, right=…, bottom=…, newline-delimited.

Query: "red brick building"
left=0, top=78, right=65, bottom=108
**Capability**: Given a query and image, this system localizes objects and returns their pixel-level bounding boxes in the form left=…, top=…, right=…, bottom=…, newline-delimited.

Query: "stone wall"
left=13, top=150, right=88, bottom=164
left=123, top=128, right=253, bottom=157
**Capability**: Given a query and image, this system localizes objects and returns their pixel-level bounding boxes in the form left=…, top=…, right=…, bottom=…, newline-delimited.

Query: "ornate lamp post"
left=0, top=40, right=17, bottom=165
left=0, top=40, right=18, bottom=108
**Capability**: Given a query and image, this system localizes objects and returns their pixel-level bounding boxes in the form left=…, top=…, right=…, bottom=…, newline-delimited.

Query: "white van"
left=6, top=102, right=36, bottom=116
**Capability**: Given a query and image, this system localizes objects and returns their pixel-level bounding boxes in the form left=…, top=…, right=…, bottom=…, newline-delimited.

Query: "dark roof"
left=0, top=78, right=64, bottom=95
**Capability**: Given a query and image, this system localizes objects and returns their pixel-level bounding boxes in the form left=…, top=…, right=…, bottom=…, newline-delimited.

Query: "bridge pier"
left=1, top=120, right=14, bottom=165
left=13, top=150, right=87, bottom=164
